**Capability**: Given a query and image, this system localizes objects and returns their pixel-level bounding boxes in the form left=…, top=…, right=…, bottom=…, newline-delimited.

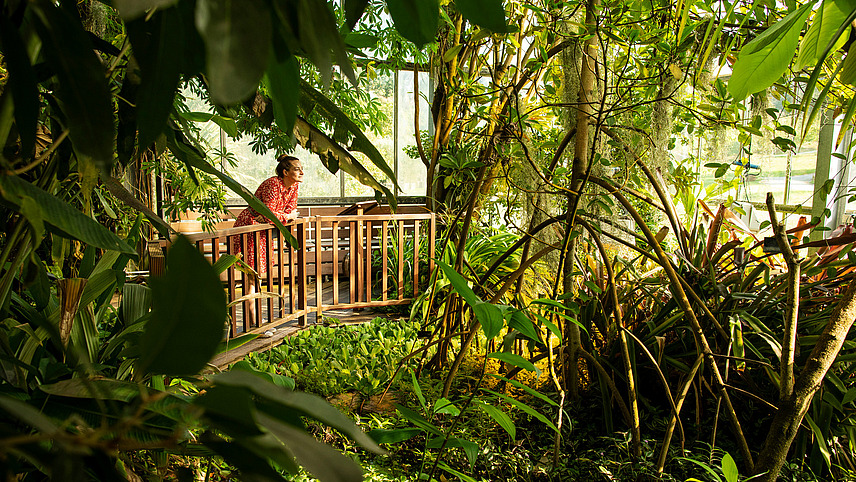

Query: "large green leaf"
left=121, top=283, right=152, bottom=325
left=368, top=428, right=423, bottom=444
left=179, top=112, right=238, bottom=137
left=0, top=175, right=136, bottom=256
left=386, top=0, right=439, bottom=48
left=394, top=403, right=443, bottom=436
left=345, top=0, right=371, bottom=30
left=257, top=412, right=364, bottom=482
left=0, top=15, right=38, bottom=156
left=31, top=0, right=115, bottom=169
left=265, top=53, right=300, bottom=137
left=487, top=352, right=537, bottom=373
left=507, top=309, right=539, bottom=342
left=298, top=79, right=399, bottom=190
left=473, top=400, right=515, bottom=439
left=290, top=0, right=358, bottom=88
left=39, top=378, right=142, bottom=402
left=840, top=42, right=856, bottom=85
left=195, top=0, right=272, bottom=104
left=721, top=452, right=738, bottom=482
left=137, top=236, right=227, bottom=376
left=164, top=126, right=298, bottom=248
left=482, top=389, right=559, bottom=432
left=204, top=435, right=291, bottom=481
left=293, top=116, right=397, bottom=210
left=196, top=384, right=261, bottom=436
left=434, top=259, right=480, bottom=306
left=113, top=0, right=179, bottom=20
left=211, top=370, right=385, bottom=453
left=0, top=395, right=59, bottom=434
left=796, top=0, right=856, bottom=71
left=727, top=3, right=813, bottom=101
left=473, top=302, right=503, bottom=339
left=127, top=7, right=184, bottom=147
left=456, top=0, right=509, bottom=33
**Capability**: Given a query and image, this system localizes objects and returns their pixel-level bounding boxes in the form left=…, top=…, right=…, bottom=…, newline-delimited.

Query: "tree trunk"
left=561, top=0, right=598, bottom=399
left=754, top=280, right=856, bottom=481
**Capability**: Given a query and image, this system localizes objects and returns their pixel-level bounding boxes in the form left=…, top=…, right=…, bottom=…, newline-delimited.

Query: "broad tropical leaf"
left=474, top=400, right=515, bottom=439
left=386, top=0, right=439, bottom=48
left=40, top=378, right=142, bottom=403
left=456, top=0, right=509, bottom=33
left=0, top=175, right=136, bottom=256
left=31, top=0, right=115, bottom=169
left=293, top=116, right=397, bottom=210
left=0, top=15, right=38, bottom=156
left=257, top=412, right=365, bottom=482
left=113, top=0, right=178, bottom=20
left=345, top=0, right=371, bottom=29
left=795, top=0, right=856, bottom=71
left=211, top=370, right=385, bottom=453
left=137, top=236, right=227, bottom=376
left=728, top=3, right=813, bottom=101
left=298, top=79, right=399, bottom=191
left=195, top=0, right=272, bottom=104
left=127, top=8, right=185, bottom=147
left=265, top=52, right=300, bottom=137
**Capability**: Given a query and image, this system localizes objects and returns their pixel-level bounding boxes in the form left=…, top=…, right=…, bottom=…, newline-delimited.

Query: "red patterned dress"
left=232, top=177, right=299, bottom=272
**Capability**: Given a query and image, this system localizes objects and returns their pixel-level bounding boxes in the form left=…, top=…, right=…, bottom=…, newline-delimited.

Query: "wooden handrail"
left=160, top=212, right=436, bottom=338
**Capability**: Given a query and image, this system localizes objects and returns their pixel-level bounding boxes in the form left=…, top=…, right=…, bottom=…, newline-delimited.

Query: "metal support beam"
left=810, top=109, right=835, bottom=242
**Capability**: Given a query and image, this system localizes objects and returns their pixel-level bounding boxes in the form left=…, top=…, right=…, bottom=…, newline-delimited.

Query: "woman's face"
left=283, top=161, right=304, bottom=184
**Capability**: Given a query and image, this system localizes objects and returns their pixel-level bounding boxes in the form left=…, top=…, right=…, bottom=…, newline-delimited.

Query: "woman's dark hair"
left=275, top=155, right=300, bottom=178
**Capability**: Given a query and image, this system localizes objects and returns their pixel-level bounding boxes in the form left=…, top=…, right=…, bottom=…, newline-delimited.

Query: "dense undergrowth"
left=239, top=317, right=842, bottom=482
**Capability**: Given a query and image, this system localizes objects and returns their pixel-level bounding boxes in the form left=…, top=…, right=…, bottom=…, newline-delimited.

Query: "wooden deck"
left=210, top=281, right=397, bottom=369
left=154, top=203, right=435, bottom=365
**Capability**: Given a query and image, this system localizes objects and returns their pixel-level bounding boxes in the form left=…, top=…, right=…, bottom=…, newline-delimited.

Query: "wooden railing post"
left=398, top=220, right=405, bottom=299
left=349, top=220, right=356, bottom=303
left=365, top=221, right=372, bottom=303
left=265, top=226, right=274, bottom=325
left=226, top=235, right=237, bottom=337
left=381, top=220, right=388, bottom=301
left=429, top=213, right=436, bottom=275
left=332, top=221, right=340, bottom=306
left=413, top=220, right=420, bottom=296
left=277, top=229, right=284, bottom=318
left=297, top=220, right=307, bottom=327
left=289, top=223, right=296, bottom=316
left=315, top=216, right=323, bottom=320
left=252, top=230, right=262, bottom=329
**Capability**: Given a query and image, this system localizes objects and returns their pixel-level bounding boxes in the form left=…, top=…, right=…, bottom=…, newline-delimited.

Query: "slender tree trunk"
left=561, top=0, right=598, bottom=399
left=754, top=280, right=856, bottom=481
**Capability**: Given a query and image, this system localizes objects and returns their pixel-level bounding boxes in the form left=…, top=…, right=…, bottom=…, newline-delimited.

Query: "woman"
left=232, top=154, right=304, bottom=271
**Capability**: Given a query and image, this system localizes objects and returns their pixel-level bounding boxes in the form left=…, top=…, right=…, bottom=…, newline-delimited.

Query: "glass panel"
left=694, top=106, right=821, bottom=208
left=345, top=70, right=396, bottom=197
left=396, top=70, right=430, bottom=196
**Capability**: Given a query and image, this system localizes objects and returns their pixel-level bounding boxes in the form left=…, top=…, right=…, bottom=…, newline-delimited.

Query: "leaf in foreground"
left=138, top=235, right=226, bottom=376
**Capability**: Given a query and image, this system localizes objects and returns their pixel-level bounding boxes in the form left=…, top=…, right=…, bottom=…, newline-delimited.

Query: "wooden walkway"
left=154, top=204, right=435, bottom=369
left=210, top=278, right=407, bottom=370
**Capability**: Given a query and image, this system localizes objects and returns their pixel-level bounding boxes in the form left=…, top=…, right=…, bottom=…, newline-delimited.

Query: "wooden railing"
left=172, top=212, right=436, bottom=338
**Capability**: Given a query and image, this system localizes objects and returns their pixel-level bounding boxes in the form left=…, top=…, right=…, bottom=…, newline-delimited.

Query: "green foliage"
left=245, top=317, right=422, bottom=397
left=727, top=4, right=813, bottom=101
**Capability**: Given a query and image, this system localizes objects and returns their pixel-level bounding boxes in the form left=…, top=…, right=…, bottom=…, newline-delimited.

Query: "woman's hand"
left=284, top=210, right=299, bottom=221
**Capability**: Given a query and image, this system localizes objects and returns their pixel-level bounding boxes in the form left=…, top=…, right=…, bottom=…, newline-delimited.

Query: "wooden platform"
left=210, top=306, right=401, bottom=370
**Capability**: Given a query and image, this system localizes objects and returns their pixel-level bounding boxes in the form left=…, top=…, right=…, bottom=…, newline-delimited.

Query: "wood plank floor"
left=211, top=278, right=409, bottom=370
